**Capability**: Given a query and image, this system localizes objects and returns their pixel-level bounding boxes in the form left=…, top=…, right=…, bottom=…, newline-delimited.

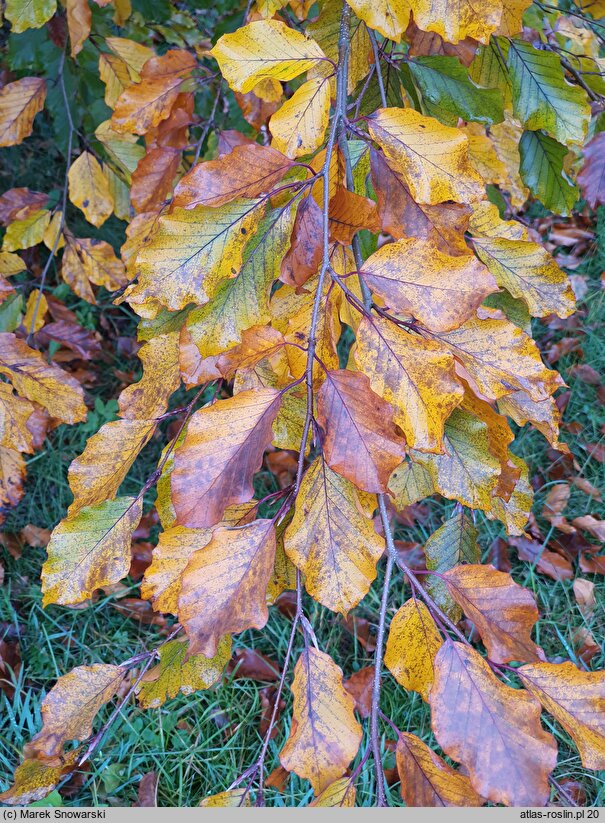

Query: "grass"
left=0, top=163, right=604, bottom=805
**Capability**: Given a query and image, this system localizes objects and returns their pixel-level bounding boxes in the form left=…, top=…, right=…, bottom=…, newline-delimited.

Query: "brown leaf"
left=430, top=642, right=558, bottom=806
left=228, top=648, right=280, bottom=681
left=37, top=320, right=101, bottom=360
left=572, top=515, right=605, bottom=542
left=343, top=666, right=374, bottom=719
left=0, top=78, right=46, bottom=147
left=135, top=771, right=158, bottom=807
left=579, top=553, right=605, bottom=575
left=573, top=578, right=596, bottom=619
left=130, top=146, right=180, bottom=213
left=578, top=132, right=605, bottom=209
left=444, top=565, right=544, bottom=664
left=280, top=647, right=362, bottom=794
left=511, top=536, right=574, bottom=581
left=178, top=519, right=276, bottom=656
left=542, top=483, right=575, bottom=533
left=112, top=50, right=197, bottom=135
left=370, top=149, right=471, bottom=255
left=265, top=765, right=290, bottom=792
left=396, top=732, right=483, bottom=807
left=317, top=369, right=406, bottom=494
left=280, top=196, right=323, bottom=288
left=0, top=188, right=48, bottom=224
left=328, top=186, right=381, bottom=245
left=173, top=143, right=294, bottom=209
left=172, top=388, right=281, bottom=528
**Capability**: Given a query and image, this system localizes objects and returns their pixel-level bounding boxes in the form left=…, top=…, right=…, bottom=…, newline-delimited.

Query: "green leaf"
left=410, top=56, right=504, bottom=127
left=469, top=39, right=511, bottom=107
left=519, top=130, right=578, bottom=216
left=507, top=40, right=590, bottom=146
left=424, top=510, right=481, bottom=621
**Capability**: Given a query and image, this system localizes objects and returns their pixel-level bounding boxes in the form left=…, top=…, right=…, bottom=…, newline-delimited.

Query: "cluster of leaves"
left=0, top=0, right=604, bottom=808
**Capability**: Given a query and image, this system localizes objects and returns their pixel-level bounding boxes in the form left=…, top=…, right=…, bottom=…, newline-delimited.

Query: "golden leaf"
left=409, top=0, right=502, bottom=44
left=124, top=200, right=262, bottom=316
left=280, top=647, right=362, bottom=793
left=42, top=497, right=143, bottom=606
left=0, top=446, right=26, bottom=512
left=210, top=20, right=326, bottom=94
left=0, top=333, right=87, bottom=425
left=171, top=387, right=280, bottom=525
left=0, top=750, right=80, bottom=807
left=62, top=235, right=127, bottom=304
left=0, top=77, right=46, bottom=146
left=284, top=456, right=384, bottom=615
left=137, top=637, right=231, bottom=708
left=118, top=332, right=180, bottom=420
left=384, top=599, right=443, bottom=700
left=396, top=732, right=484, bottom=806
left=270, top=77, right=331, bottom=159
left=347, top=0, right=410, bottom=41
left=99, top=52, right=139, bottom=109
left=67, top=419, right=155, bottom=516
left=310, top=777, right=356, bottom=807
left=0, top=383, right=35, bottom=453
left=430, top=642, right=558, bottom=805
left=355, top=315, right=463, bottom=452
left=368, top=108, right=484, bottom=205
left=200, top=789, right=250, bottom=807
left=3, top=0, right=56, bottom=33
left=178, top=519, right=276, bottom=656
left=68, top=152, right=114, bottom=228
left=3, top=209, right=50, bottom=251
left=519, top=661, right=605, bottom=770
left=66, top=0, right=91, bottom=57
left=361, top=238, right=497, bottom=333
left=24, top=664, right=125, bottom=758
left=130, top=146, right=180, bottom=214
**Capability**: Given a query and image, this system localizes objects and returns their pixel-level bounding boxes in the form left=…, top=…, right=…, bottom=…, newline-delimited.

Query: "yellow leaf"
left=171, top=388, right=281, bottom=528
left=519, top=661, right=605, bottom=770
left=280, top=647, right=362, bottom=793
left=368, top=108, right=484, bottom=205
left=62, top=235, right=127, bottom=304
left=210, top=20, right=326, bottom=94
left=498, top=390, right=565, bottom=451
left=486, top=453, right=534, bottom=536
left=66, top=0, right=91, bottom=57
left=389, top=459, right=436, bottom=508
left=444, top=564, right=543, bottom=664
left=0, top=251, right=26, bottom=276
left=0, top=383, right=35, bottom=453
left=436, top=307, right=563, bottom=402
left=468, top=200, right=528, bottom=240
left=42, top=496, right=143, bottom=606
left=472, top=235, right=576, bottom=319
left=284, top=456, right=384, bottom=615
left=410, top=408, right=501, bottom=511
left=43, top=210, right=64, bottom=251
left=118, top=332, right=180, bottom=420
left=396, top=732, right=484, bottom=806
left=23, top=289, right=47, bottom=334
left=185, top=202, right=297, bottom=358
left=430, top=642, right=558, bottom=806
left=141, top=504, right=256, bottom=613
left=384, top=599, right=443, bottom=700
left=99, top=53, right=139, bottom=109
left=112, top=49, right=196, bottom=136
left=200, top=789, right=250, bottom=807
left=67, top=419, right=155, bottom=516
left=347, top=0, right=410, bottom=41
left=0, top=77, right=46, bottom=147
left=24, top=664, right=125, bottom=758
left=3, top=0, right=56, bottom=33
left=361, top=238, right=497, bottom=333
left=137, top=637, right=231, bottom=708
left=310, top=777, right=356, bottom=807
left=124, top=200, right=262, bottom=316
left=270, top=77, right=330, bottom=159
left=3, top=209, right=51, bottom=251
left=103, top=164, right=130, bottom=221
left=0, top=750, right=80, bottom=806
left=355, top=315, right=464, bottom=453
left=489, top=119, right=529, bottom=209
left=496, top=0, right=532, bottom=34
left=307, top=0, right=371, bottom=92
left=0, top=332, right=87, bottom=424
left=0, top=446, right=26, bottom=512
left=68, top=152, right=114, bottom=228
left=409, top=0, right=502, bottom=43
left=105, top=36, right=154, bottom=74
left=317, top=369, right=405, bottom=493
left=178, top=519, right=276, bottom=657
left=95, top=119, right=145, bottom=178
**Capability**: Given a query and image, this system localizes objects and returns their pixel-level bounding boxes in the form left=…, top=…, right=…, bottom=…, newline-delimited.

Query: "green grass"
left=1, top=209, right=604, bottom=806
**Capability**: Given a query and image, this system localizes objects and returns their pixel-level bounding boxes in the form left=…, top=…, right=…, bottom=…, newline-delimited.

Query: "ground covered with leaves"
left=0, top=0, right=604, bottom=810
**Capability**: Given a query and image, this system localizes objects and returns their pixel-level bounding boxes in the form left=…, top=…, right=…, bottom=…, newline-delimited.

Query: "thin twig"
left=192, top=81, right=223, bottom=166
left=27, top=50, right=74, bottom=344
